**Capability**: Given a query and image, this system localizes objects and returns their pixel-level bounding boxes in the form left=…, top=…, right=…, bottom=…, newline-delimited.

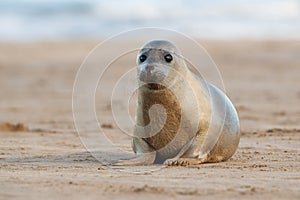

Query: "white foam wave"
left=0, top=0, right=299, bottom=40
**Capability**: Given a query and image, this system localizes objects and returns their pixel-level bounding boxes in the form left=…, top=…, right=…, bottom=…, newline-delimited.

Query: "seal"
left=116, top=40, right=240, bottom=166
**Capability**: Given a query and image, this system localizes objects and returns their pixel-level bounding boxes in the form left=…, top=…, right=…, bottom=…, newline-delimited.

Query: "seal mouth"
left=147, top=83, right=166, bottom=90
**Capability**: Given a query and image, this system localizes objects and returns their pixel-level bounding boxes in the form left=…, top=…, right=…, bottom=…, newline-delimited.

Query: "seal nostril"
left=146, top=65, right=154, bottom=72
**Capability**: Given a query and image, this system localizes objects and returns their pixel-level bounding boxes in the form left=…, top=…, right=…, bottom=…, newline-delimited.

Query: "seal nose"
left=145, top=65, right=154, bottom=73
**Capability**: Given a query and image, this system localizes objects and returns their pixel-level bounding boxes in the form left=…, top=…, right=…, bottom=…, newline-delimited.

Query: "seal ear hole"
left=139, top=54, right=147, bottom=63
left=164, top=54, right=173, bottom=63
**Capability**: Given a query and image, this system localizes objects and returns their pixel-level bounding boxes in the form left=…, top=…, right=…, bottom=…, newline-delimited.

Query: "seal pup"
left=116, top=40, right=240, bottom=166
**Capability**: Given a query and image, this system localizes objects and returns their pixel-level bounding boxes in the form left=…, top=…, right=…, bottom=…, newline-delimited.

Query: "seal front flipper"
left=113, top=137, right=156, bottom=166
left=112, top=151, right=156, bottom=166
left=163, top=141, right=211, bottom=166
left=163, top=137, right=196, bottom=166
left=164, top=157, right=207, bottom=166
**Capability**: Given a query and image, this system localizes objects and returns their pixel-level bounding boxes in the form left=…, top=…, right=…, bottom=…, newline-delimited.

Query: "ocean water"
left=0, top=0, right=299, bottom=41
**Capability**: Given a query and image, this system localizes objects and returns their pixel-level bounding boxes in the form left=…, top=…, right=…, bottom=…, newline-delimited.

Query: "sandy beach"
left=0, top=40, right=299, bottom=199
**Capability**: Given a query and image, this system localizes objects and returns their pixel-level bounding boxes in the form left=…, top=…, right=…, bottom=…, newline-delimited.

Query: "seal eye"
left=164, top=54, right=173, bottom=63
left=139, top=54, right=147, bottom=63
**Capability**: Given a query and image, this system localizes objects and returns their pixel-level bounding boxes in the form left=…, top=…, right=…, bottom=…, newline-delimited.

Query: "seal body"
left=129, top=40, right=240, bottom=166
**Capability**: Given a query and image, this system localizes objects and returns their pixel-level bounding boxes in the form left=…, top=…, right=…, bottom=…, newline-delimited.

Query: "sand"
left=0, top=40, right=299, bottom=199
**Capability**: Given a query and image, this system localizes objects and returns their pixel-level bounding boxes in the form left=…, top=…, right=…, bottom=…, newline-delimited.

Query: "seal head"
left=137, top=40, right=188, bottom=90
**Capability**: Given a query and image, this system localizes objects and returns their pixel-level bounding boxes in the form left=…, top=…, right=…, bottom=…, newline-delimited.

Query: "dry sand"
left=0, top=40, right=299, bottom=199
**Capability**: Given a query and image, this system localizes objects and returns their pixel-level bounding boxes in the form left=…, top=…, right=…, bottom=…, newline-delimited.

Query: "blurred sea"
left=0, top=0, right=299, bottom=41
